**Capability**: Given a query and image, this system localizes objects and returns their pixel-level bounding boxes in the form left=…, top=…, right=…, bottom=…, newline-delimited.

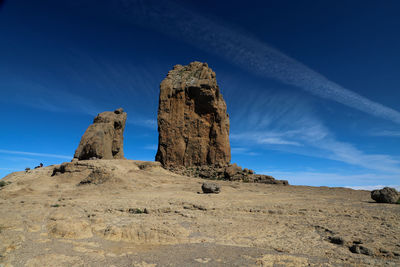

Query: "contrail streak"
left=105, top=0, right=400, bottom=124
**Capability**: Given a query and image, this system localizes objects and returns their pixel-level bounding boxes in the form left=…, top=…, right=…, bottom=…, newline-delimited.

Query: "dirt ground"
left=0, top=159, right=399, bottom=266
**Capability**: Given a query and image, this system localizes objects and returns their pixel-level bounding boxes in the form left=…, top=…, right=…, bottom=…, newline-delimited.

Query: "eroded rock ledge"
left=166, top=163, right=289, bottom=185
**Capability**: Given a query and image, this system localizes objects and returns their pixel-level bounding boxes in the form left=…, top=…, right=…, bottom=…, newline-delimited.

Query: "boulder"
left=371, top=187, right=400, bottom=204
left=224, top=163, right=242, bottom=179
left=156, top=62, right=231, bottom=167
left=73, top=108, right=127, bottom=160
left=201, top=182, right=221, bottom=194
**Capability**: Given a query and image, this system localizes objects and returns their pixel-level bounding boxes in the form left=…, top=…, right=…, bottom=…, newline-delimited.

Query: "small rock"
left=201, top=182, right=220, bottom=194
left=371, top=187, right=400, bottom=204
left=379, top=248, right=391, bottom=255
left=329, top=236, right=345, bottom=245
left=128, top=208, right=145, bottom=214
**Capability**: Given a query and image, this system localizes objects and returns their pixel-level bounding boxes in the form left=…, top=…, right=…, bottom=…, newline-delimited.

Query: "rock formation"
left=73, top=108, right=127, bottom=160
left=156, top=62, right=288, bottom=185
left=371, top=187, right=400, bottom=204
left=156, top=62, right=231, bottom=167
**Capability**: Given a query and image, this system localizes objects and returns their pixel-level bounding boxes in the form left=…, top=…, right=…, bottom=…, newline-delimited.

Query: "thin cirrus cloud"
left=105, top=0, right=400, bottom=125
left=261, top=170, right=400, bottom=188
left=0, top=149, right=71, bottom=159
left=371, top=130, right=400, bottom=137
left=229, top=90, right=400, bottom=174
left=0, top=80, right=99, bottom=116
left=346, top=185, right=400, bottom=191
left=231, top=147, right=260, bottom=156
left=231, top=134, right=302, bottom=147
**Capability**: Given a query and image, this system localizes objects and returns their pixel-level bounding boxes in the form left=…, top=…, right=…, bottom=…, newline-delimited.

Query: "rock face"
left=155, top=62, right=288, bottom=185
left=73, top=108, right=127, bottom=160
left=156, top=62, right=231, bottom=167
left=371, top=187, right=400, bottom=204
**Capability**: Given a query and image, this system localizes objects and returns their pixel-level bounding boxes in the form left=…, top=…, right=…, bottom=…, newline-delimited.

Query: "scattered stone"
left=349, top=244, right=374, bottom=256
left=34, top=163, right=44, bottom=169
left=329, top=236, right=346, bottom=245
left=73, top=108, right=127, bottom=160
left=201, top=182, right=221, bottom=194
left=371, top=187, right=400, bottom=204
left=379, top=248, right=392, bottom=256
left=0, top=180, right=8, bottom=188
left=156, top=62, right=231, bottom=167
left=128, top=208, right=148, bottom=214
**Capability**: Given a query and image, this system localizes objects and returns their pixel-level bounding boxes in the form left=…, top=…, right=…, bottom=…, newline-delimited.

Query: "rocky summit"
left=74, top=108, right=127, bottom=160
left=156, top=62, right=231, bottom=167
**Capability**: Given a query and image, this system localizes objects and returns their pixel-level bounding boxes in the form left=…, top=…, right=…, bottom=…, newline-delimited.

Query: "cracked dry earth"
left=0, top=160, right=399, bottom=266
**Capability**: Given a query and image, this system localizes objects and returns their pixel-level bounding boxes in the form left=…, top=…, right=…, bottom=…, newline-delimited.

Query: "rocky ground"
left=0, top=159, right=399, bottom=266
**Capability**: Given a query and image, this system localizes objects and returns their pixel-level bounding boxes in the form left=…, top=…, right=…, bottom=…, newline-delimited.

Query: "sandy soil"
left=0, top=159, right=399, bottom=266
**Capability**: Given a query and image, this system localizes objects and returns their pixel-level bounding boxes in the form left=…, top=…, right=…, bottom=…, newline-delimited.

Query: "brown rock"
left=371, top=187, right=400, bottom=204
left=201, top=182, right=221, bottom=194
left=224, top=163, right=242, bottom=179
left=73, top=108, right=127, bottom=160
left=156, top=62, right=231, bottom=167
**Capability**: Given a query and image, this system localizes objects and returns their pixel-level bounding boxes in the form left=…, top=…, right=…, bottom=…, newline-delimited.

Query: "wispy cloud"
left=260, top=170, right=400, bottom=188
left=0, top=80, right=99, bottom=116
left=143, top=144, right=158, bottom=151
left=0, top=149, right=71, bottom=159
left=127, top=117, right=157, bottom=129
left=231, top=147, right=259, bottom=156
left=231, top=133, right=302, bottom=147
left=0, top=44, right=160, bottom=129
left=229, top=90, right=400, bottom=174
left=109, top=0, right=400, bottom=125
left=346, top=185, right=400, bottom=191
left=371, top=130, right=400, bottom=137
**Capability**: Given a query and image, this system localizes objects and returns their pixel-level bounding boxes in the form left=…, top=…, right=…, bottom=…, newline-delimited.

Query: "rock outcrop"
left=155, top=62, right=288, bottom=185
left=156, top=62, right=231, bottom=167
left=73, top=108, right=127, bottom=160
left=168, top=164, right=289, bottom=185
left=371, top=187, right=400, bottom=204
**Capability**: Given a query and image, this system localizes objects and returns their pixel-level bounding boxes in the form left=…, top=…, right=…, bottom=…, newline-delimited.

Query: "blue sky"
left=1, top=0, right=399, bottom=189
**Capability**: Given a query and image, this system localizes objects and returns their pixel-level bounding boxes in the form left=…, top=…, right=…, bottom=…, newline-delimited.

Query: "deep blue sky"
left=1, top=0, right=399, bottom=189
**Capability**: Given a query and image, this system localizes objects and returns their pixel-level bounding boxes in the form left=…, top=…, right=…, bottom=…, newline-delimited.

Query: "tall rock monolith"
left=156, top=62, right=231, bottom=167
left=74, top=108, right=127, bottom=160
